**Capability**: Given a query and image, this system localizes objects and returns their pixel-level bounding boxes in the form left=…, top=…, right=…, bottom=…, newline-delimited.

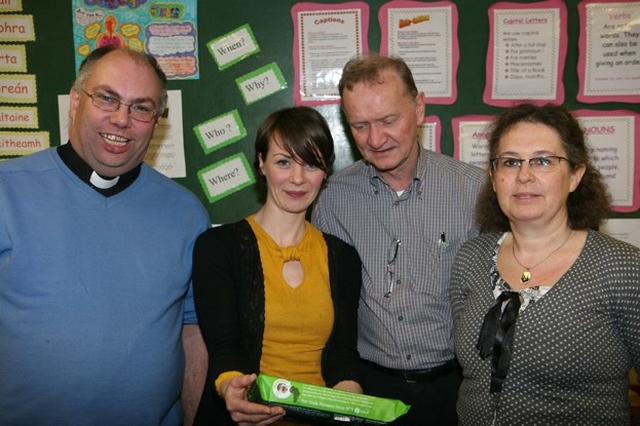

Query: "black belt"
left=365, top=359, right=456, bottom=383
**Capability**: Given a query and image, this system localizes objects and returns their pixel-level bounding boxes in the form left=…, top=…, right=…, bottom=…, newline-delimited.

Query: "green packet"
left=247, top=374, right=410, bottom=425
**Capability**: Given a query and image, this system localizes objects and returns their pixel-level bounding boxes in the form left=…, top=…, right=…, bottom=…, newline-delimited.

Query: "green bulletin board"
left=13, top=0, right=640, bottom=224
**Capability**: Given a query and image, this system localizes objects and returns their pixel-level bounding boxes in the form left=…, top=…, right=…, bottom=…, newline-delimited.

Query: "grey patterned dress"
left=451, top=230, right=640, bottom=425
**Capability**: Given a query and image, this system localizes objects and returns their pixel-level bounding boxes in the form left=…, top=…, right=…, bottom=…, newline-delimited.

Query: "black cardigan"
left=192, top=219, right=363, bottom=424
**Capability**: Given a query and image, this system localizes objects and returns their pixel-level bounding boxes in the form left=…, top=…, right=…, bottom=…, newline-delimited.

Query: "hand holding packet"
left=247, top=374, right=410, bottom=425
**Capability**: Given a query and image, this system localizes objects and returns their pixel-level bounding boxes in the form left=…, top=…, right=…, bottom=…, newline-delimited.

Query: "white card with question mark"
left=193, top=109, right=247, bottom=154
left=207, top=24, right=260, bottom=70
left=236, top=62, right=287, bottom=105
left=197, top=152, right=255, bottom=203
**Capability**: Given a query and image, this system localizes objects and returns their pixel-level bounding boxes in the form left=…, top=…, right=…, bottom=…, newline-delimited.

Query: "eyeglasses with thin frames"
left=490, top=156, right=571, bottom=173
left=384, top=238, right=401, bottom=298
left=82, top=90, right=158, bottom=123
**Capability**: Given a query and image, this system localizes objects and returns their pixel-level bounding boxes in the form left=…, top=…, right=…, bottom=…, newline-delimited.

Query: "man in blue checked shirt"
left=312, top=54, right=485, bottom=425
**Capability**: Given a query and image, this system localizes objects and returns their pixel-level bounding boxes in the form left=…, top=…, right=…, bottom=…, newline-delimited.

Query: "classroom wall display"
left=71, top=0, right=199, bottom=79
left=5, top=0, right=640, bottom=227
left=574, top=109, right=640, bottom=213
left=379, top=0, right=459, bottom=105
left=0, top=2, right=47, bottom=159
left=577, top=0, right=640, bottom=104
left=484, top=0, right=567, bottom=106
left=292, top=1, right=369, bottom=106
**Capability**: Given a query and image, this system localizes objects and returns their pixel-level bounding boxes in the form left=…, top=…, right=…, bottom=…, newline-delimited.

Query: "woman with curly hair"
left=451, top=103, right=640, bottom=425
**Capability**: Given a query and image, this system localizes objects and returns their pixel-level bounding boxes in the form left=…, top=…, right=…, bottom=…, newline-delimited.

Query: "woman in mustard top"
left=192, top=106, right=363, bottom=425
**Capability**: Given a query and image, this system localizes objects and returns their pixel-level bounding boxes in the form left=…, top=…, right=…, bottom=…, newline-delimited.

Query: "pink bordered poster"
left=573, top=109, right=640, bottom=212
left=419, top=115, right=442, bottom=152
left=484, top=0, right=567, bottom=107
left=577, top=0, right=640, bottom=104
left=379, top=1, right=458, bottom=105
left=451, top=115, right=496, bottom=168
left=291, top=2, right=369, bottom=106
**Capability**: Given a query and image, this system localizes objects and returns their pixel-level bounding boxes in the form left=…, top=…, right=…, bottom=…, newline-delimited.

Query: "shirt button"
left=406, top=354, right=412, bottom=360
left=398, top=315, right=403, bottom=321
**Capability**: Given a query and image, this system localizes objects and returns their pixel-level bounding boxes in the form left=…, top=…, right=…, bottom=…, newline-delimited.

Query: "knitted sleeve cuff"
left=215, top=370, right=245, bottom=396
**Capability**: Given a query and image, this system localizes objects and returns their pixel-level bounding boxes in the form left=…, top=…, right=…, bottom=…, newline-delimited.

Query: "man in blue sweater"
left=0, top=46, right=210, bottom=425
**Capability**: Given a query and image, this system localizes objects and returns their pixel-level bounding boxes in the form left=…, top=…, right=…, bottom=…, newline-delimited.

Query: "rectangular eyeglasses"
left=83, top=90, right=157, bottom=123
left=490, top=156, right=571, bottom=173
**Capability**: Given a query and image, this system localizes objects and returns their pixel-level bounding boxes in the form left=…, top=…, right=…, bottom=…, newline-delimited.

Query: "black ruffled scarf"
left=477, top=291, right=522, bottom=393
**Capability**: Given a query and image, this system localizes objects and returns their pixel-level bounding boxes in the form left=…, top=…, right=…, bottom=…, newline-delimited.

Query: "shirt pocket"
left=408, top=236, right=459, bottom=299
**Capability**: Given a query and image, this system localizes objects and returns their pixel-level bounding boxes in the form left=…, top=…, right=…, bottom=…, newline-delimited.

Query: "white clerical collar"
left=90, top=171, right=120, bottom=189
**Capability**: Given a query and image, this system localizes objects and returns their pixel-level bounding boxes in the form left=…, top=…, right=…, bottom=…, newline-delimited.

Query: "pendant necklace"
left=511, top=230, right=573, bottom=284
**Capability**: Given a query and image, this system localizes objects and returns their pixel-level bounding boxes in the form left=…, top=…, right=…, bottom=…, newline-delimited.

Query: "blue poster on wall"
left=71, top=0, right=199, bottom=80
